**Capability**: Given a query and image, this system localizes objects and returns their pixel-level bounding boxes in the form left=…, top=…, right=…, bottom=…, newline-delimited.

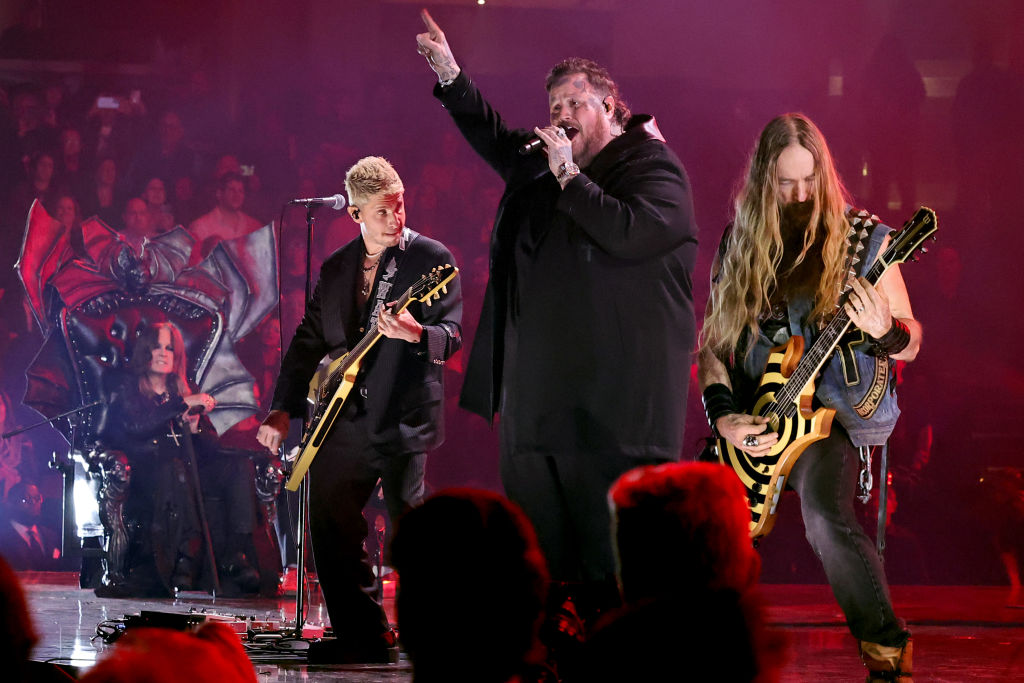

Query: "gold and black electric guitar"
left=285, top=264, right=459, bottom=491
left=713, top=207, right=937, bottom=539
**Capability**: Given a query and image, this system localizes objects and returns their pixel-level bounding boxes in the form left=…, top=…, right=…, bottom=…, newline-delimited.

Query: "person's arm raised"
left=416, top=9, right=460, bottom=84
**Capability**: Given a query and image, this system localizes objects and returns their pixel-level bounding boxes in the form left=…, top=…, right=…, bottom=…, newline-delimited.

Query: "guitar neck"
left=332, top=289, right=416, bottom=377
left=777, top=258, right=890, bottom=405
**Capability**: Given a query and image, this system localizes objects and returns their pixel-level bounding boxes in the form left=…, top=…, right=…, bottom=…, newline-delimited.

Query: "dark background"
left=0, top=0, right=1021, bottom=585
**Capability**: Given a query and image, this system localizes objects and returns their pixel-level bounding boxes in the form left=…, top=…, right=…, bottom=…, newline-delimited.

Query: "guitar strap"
left=835, top=209, right=886, bottom=391
left=366, top=228, right=419, bottom=331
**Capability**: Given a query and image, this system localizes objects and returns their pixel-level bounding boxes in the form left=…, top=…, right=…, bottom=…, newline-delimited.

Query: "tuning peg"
left=426, top=299, right=433, bottom=307
left=920, top=246, right=929, bottom=253
left=931, top=235, right=937, bottom=242
left=441, top=286, right=448, bottom=294
left=432, top=293, right=440, bottom=299
left=911, top=255, right=919, bottom=262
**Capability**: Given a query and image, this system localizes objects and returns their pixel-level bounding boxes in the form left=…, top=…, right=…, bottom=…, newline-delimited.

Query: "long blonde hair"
left=700, top=113, right=851, bottom=361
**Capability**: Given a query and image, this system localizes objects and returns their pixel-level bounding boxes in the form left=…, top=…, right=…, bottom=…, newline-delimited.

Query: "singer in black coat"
left=434, top=69, right=698, bottom=586
left=269, top=226, right=462, bottom=655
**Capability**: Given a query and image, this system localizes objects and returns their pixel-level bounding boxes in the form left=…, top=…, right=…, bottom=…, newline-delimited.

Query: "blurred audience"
left=568, top=462, right=786, bottom=682
left=391, top=488, right=549, bottom=683
left=80, top=157, right=122, bottom=225
left=78, top=622, right=257, bottom=683
left=141, top=177, right=176, bottom=232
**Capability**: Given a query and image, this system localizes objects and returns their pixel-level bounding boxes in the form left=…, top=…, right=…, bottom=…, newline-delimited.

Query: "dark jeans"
left=788, top=425, right=910, bottom=646
left=308, top=411, right=426, bottom=643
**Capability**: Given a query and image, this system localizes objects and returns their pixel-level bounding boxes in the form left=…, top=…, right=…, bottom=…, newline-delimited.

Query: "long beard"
left=775, top=200, right=823, bottom=300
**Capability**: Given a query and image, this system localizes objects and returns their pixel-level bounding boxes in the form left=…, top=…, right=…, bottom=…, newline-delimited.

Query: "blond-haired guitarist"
left=256, top=156, right=462, bottom=664
left=697, top=114, right=921, bottom=681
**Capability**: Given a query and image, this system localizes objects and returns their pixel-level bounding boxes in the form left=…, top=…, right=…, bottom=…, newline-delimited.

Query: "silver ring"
left=857, top=306, right=864, bottom=313
left=743, top=435, right=759, bottom=448
left=556, top=128, right=567, bottom=138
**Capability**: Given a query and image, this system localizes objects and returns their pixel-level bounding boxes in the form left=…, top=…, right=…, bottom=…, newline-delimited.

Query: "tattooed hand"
left=533, top=125, right=576, bottom=187
left=416, top=9, right=460, bottom=83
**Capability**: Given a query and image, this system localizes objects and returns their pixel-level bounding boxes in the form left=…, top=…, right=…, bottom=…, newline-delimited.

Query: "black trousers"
left=308, top=411, right=426, bottom=643
left=197, top=449, right=257, bottom=537
left=499, top=445, right=666, bottom=585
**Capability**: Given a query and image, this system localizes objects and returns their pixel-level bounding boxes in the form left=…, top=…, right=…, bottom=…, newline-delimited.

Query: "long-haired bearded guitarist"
left=697, top=113, right=921, bottom=681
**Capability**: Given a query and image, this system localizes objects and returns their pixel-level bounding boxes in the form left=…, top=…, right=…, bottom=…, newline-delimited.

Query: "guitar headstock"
left=880, top=206, right=938, bottom=268
left=411, top=264, right=458, bottom=306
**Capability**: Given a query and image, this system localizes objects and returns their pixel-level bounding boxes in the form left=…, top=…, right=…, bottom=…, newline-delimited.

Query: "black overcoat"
left=437, top=73, right=697, bottom=460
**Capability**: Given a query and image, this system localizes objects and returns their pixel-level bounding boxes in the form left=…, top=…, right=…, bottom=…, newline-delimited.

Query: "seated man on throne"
left=14, top=196, right=280, bottom=596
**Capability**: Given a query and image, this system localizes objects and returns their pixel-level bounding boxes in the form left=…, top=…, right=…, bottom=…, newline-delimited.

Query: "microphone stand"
left=2, top=399, right=105, bottom=440
left=285, top=202, right=319, bottom=638
left=179, top=413, right=221, bottom=595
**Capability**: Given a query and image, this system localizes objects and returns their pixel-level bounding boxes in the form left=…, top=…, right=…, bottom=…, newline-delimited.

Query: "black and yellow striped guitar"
left=713, top=207, right=937, bottom=539
left=285, top=264, right=459, bottom=491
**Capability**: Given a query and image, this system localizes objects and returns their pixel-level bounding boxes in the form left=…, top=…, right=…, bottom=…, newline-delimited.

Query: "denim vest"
left=741, top=211, right=899, bottom=447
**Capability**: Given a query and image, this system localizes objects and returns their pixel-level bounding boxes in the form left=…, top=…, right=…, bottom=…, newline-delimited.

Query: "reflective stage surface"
left=19, top=573, right=1024, bottom=681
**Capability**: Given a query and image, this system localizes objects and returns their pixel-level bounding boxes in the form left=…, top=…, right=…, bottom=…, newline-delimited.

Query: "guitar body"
left=283, top=264, right=460, bottom=491
left=714, top=335, right=835, bottom=539
left=284, top=353, right=359, bottom=491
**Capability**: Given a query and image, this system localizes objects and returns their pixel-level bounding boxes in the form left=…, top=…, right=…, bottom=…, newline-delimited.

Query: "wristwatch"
left=557, top=161, right=580, bottom=182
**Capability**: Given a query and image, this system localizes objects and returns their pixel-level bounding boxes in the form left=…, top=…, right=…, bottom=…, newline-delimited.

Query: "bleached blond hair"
left=344, top=156, right=404, bottom=207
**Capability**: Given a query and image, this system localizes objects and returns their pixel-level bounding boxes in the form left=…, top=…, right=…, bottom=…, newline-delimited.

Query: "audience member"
left=127, top=110, right=197, bottom=194
left=80, top=157, right=122, bottom=226
left=120, top=197, right=155, bottom=250
left=568, top=462, right=785, bottom=682
left=188, top=171, right=262, bottom=263
left=82, top=94, right=145, bottom=170
left=56, top=128, right=87, bottom=196
left=54, top=194, right=80, bottom=232
left=391, top=488, right=549, bottom=683
left=141, top=177, right=175, bottom=232
left=7, top=151, right=60, bottom=221
left=0, top=480, right=62, bottom=570
left=10, top=89, right=57, bottom=162
left=0, top=553, right=39, bottom=682
left=77, top=622, right=257, bottom=683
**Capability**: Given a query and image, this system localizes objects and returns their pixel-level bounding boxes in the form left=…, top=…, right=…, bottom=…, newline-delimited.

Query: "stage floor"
left=18, top=573, right=1024, bottom=681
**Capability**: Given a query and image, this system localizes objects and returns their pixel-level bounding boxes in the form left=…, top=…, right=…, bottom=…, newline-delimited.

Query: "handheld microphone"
left=518, top=125, right=579, bottom=156
left=186, top=404, right=206, bottom=416
left=288, top=194, right=347, bottom=210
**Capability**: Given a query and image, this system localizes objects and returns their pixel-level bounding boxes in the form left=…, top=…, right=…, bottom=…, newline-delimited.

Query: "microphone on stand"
left=518, top=125, right=579, bottom=155
left=288, top=194, right=347, bottom=210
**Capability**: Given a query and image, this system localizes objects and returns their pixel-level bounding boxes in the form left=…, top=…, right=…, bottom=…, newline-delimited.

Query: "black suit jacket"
left=271, top=229, right=462, bottom=454
left=0, top=519, right=61, bottom=570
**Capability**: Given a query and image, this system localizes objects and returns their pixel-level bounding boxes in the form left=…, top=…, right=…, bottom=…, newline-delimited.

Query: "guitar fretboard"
left=316, top=287, right=416, bottom=404
left=773, top=250, right=890, bottom=413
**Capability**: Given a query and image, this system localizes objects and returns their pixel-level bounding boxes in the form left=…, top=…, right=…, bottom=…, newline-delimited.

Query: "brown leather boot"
left=860, top=639, right=913, bottom=681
